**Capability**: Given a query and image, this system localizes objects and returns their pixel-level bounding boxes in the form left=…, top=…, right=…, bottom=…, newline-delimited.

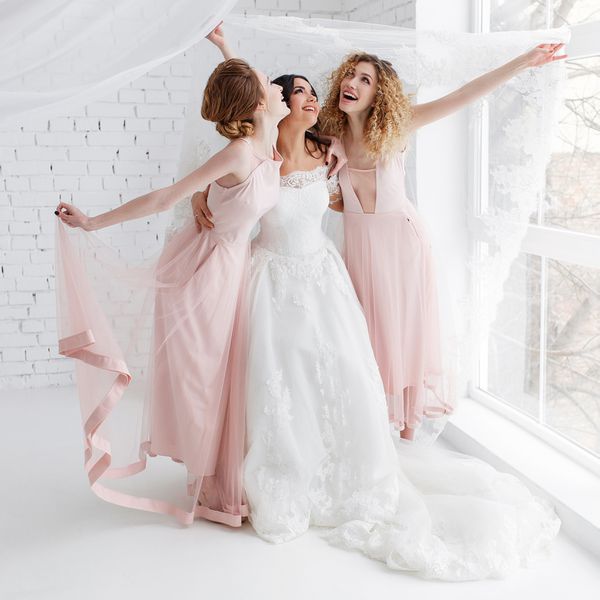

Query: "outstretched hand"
left=522, top=43, right=567, bottom=68
left=54, top=202, right=91, bottom=230
left=205, top=22, right=236, bottom=61
left=206, top=22, right=226, bottom=49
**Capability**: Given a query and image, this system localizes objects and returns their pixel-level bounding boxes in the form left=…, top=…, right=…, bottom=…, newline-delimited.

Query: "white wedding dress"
left=242, top=165, right=560, bottom=581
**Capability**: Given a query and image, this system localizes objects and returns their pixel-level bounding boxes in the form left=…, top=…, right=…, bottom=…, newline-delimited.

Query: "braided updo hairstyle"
left=201, top=58, right=264, bottom=140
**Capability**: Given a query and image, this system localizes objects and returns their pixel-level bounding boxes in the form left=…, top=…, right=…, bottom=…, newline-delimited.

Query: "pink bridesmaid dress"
left=338, top=150, right=454, bottom=432
left=55, top=140, right=282, bottom=526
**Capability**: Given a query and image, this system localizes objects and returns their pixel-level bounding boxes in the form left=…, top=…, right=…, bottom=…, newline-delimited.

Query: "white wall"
left=343, top=0, right=415, bottom=26
left=0, top=1, right=417, bottom=390
left=414, top=0, right=472, bottom=373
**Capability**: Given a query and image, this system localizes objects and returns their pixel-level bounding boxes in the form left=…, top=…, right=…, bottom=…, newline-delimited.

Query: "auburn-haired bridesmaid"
left=55, top=57, right=288, bottom=525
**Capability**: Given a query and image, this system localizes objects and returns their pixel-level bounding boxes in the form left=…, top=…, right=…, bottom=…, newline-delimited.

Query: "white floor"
left=1, top=386, right=599, bottom=600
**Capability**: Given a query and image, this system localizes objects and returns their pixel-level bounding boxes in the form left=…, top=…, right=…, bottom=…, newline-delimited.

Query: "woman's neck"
left=345, top=111, right=368, bottom=148
left=251, top=118, right=279, bottom=159
left=276, top=121, right=308, bottom=163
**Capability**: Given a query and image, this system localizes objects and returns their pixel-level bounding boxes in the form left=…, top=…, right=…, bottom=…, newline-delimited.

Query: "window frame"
left=469, top=0, right=600, bottom=476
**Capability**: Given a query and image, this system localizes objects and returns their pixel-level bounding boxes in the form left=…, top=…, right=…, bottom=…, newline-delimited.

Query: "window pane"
left=545, top=258, right=600, bottom=455
left=482, top=253, right=541, bottom=417
left=490, top=0, right=600, bottom=29
left=552, top=0, right=600, bottom=26
left=490, top=0, right=549, bottom=30
left=544, top=56, right=600, bottom=236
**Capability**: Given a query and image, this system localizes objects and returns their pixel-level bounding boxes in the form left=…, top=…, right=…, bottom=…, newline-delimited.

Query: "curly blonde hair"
left=201, top=59, right=263, bottom=140
left=319, top=53, right=412, bottom=160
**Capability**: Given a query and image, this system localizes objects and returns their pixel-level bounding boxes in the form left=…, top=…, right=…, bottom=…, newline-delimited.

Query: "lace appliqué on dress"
left=279, top=164, right=341, bottom=195
left=251, top=245, right=351, bottom=313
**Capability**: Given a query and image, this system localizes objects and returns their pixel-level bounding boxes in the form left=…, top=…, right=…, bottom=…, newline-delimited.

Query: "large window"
left=472, top=0, right=600, bottom=469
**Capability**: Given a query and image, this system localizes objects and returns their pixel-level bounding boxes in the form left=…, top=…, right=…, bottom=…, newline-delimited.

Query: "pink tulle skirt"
left=55, top=221, right=249, bottom=526
left=343, top=210, right=455, bottom=431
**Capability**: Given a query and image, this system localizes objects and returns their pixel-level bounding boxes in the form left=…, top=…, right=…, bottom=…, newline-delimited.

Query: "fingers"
left=58, top=212, right=74, bottom=226
left=328, top=163, right=341, bottom=178
left=204, top=184, right=213, bottom=218
left=328, top=161, right=341, bottom=178
left=325, top=146, right=334, bottom=166
left=200, top=213, right=214, bottom=228
left=55, top=201, right=72, bottom=215
left=537, top=43, right=561, bottom=53
left=541, top=42, right=565, bottom=54
left=207, top=21, right=224, bottom=40
left=196, top=213, right=215, bottom=229
left=328, top=156, right=347, bottom=178
left=194, top=211, right=214, bottom=229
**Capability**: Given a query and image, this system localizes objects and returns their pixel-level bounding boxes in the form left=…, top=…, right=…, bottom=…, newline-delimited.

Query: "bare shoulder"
left=213, top=138, right=255, bottom=187
left=219, top=137, right=253, bottom=162
left=210, top=138, right=253, bottom=173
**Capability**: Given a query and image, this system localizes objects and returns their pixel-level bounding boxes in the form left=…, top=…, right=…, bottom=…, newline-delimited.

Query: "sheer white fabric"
left=0, top=0, right=236, bottom=121
left=172, top=14, right=569, bottom=406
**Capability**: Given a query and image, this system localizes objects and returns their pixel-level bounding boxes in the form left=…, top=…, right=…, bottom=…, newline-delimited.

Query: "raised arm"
left=56, top=142, right=248, bottom=231
left=206, top=23, right=237, bottom=61
left=409, top=43, right=566, bottom=132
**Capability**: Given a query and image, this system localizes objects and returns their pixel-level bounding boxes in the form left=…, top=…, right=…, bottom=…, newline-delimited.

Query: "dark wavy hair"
left=272, top=73, right=328, bottom=159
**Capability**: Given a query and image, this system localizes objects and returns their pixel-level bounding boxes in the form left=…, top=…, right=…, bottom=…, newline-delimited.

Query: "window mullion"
left=539, top=256, right=548, bottom=426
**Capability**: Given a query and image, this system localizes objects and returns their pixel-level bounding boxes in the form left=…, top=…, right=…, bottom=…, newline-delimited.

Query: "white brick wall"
left=0, top=53, right=193, bottom=389
left=0, top=0, right=415, bottom=390
left=344, top=0, right=416, bottom=27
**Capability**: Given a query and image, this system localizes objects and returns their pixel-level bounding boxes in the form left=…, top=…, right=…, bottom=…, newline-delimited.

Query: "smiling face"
left=285, top=77, right=320, bottom=127
left=319, top=53, right=413, bottom=161
left=338, top=61, right=378, bottom=115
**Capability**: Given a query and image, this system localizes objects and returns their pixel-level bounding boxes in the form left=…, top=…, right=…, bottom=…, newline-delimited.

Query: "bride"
left=192, top=28, right=560, bottom=580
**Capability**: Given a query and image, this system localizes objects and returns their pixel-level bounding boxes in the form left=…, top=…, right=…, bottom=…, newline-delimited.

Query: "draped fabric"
left=0, top=0, right=236, bottom=122
left=55, top=219, right=251, bottom=526
left=171, top=15, right=569, bottom=414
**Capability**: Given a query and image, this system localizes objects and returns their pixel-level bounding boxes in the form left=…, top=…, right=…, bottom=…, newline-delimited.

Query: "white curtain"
left=0, top=0, right=237, bottom=122
left=0, top=2, right=570, bottom=405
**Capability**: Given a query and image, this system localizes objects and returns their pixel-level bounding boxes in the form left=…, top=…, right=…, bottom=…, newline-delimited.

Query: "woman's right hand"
left=206, top=23, right=225, bottom=47
left=206, top=23, right=235, bottom=60
left=55, top=202, right=92, bottom=230
left=191, top=187, right=214, bottom=232
left=324, top=136, right=347, bottom=178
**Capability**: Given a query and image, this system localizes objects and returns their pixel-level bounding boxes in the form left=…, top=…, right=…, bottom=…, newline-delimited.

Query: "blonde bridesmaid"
left=320, top=45, right=566, bottom=439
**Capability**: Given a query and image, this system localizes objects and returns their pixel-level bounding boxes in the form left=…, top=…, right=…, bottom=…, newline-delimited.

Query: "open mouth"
left=302, top=106, right=317, bottom=112
left=341, top=90, right=358, bottom=102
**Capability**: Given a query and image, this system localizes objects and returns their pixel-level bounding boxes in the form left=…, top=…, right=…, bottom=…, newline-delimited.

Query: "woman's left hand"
left=55, top=202, right=91, bottom=230
left=325, top=136, right=347, bottom=178
left=191, top=187, right=214, bottom=232
left=521, top=43, right=567, bottom=68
